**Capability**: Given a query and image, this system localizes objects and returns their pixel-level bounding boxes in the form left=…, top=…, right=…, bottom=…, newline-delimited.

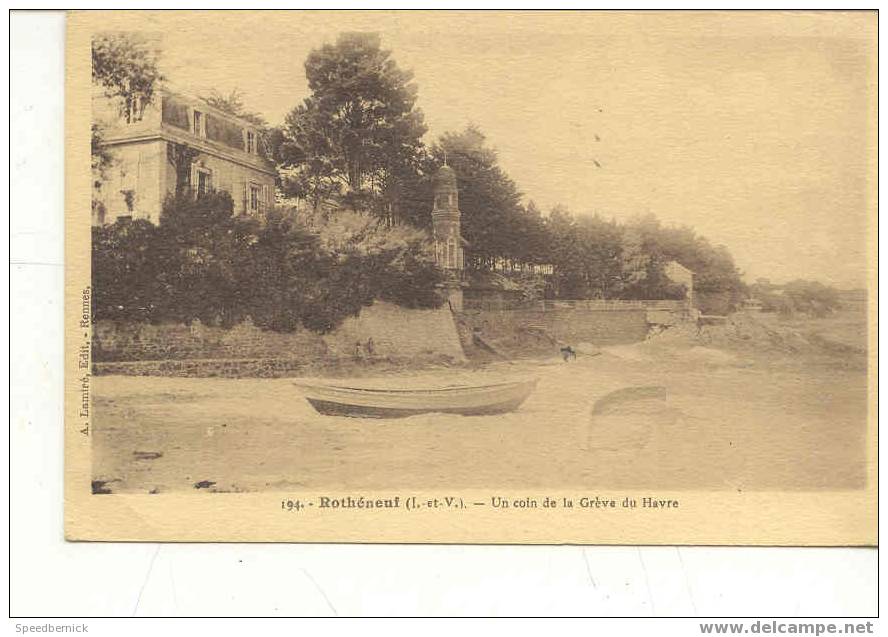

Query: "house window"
left=246, top=130, right=256, bottom=154
left=197, top=169, right=212, bottom=196
left=193, top=110, right=204, bottom=137
left=125, top=97, right=145, bottom=124
left=249, top=183, right=261, bottom=213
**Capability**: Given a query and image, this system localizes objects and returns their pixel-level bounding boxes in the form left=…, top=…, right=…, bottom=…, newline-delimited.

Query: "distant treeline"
left=749, top=280, right=845, bottom=317
left=380, top=124, right=746, bottom=313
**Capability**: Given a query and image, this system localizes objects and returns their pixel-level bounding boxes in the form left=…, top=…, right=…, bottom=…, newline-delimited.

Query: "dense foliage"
left=91, top=33, right=164, bottom=219
left=91, top=33, right=164, bottom=123
left=421, top=127, right=745, bottom=311
left=540, top=209, right=744, bottom=312
left=749, top=279, right=842, bottom=317
left=430, top=127, right=548, bottom=270
left=92, top=29, right=755, bottom=318
left=92, top=193, right=443, bottom=332
left=276, top=33, right=427, bottom=221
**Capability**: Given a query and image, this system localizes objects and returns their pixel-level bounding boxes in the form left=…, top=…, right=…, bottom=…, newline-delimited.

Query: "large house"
left=92, top=87, right=277, bottom=225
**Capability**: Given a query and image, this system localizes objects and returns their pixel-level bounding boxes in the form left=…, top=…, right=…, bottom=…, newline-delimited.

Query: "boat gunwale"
left=294, top=379, right=537, bottom=395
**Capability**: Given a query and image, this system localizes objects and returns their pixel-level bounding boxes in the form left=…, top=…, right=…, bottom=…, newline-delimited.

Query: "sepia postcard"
left=65, top=10, right=877, bottom=544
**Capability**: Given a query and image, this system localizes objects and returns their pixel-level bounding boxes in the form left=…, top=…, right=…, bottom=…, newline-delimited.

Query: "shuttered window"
left=249, top=184, right=261, bottom=214
left=197, top=169, right=212, bottom=196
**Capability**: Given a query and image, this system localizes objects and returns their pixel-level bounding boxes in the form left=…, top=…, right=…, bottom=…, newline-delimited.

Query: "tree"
left=201, top=88, right=268, bottom=128
left=233, top=209, right=344, bottom=333
left=92, top=218, right=162, bottom=322
left=153, top=191, right=247, bottom=327
left=520, top=200, right=550, bottom=264
left=296, top=207, right=444, bottom=314
left=574, top=215, right=623, bottom=299
left=92, top=33, right=164, bottom=123
left=278, top=32, right=427, bottom=216
left=614, top=214, right=746, bottom=311
left=616, top=216, right=660, bottom=299
left=778, top=280, right=840, bottom=317
left=93, top=191, right=444, bottom=333
left=546, top=205, right=584, bottom=297
left=91, top=33, right=164, bottom=217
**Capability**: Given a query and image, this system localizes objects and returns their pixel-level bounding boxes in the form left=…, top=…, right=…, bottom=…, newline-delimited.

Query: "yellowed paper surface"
left=66, top=10, right=877, bottom=544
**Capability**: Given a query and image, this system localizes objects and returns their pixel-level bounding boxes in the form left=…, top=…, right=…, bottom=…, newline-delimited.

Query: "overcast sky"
left=122, top=10, right=875, bottom=288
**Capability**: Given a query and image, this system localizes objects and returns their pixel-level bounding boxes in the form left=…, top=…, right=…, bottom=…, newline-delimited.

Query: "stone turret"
left=432, top=164, right=463, bottom=271
left=431, top=163, right=465, bottom=310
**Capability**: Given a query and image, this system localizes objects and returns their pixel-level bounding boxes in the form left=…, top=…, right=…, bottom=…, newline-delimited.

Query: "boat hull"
left=298, top=379, right=538, bottom=419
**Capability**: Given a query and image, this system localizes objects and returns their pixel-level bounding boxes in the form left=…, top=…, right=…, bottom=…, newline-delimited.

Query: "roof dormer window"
left=192, top=109, right=205, bottom=137
left=246, top=130, right=256, bottom=154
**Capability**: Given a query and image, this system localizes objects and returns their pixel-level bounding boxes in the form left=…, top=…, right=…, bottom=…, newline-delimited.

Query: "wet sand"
left=92, top=332, right=868, bottom=493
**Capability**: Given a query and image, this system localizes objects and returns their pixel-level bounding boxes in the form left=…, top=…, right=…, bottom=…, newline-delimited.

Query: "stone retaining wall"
left=456, top=307, right=651, bottom=358
left=93, top=298, right=686, bottom=375
left=92, top=318, right=328, bottom=362
left=93, top=301, right=467, bottom=375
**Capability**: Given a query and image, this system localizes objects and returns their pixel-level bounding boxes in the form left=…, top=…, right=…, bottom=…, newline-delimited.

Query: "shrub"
left=92, top=194, right=445, bottom=333
left=92, top=218, right=162, bottom=322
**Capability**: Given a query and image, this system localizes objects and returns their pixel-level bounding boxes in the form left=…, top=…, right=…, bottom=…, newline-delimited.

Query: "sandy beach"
left=92, top=311, right=868, bottom=494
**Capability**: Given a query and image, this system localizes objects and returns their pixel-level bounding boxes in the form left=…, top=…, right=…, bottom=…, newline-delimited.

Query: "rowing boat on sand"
left=296, top=378, right=538, bottom=419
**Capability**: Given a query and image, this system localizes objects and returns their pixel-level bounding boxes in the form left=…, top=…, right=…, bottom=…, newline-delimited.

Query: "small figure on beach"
left=366, top=337, right=375, bottom=357
left=560, top=345, right=577, bottom=362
